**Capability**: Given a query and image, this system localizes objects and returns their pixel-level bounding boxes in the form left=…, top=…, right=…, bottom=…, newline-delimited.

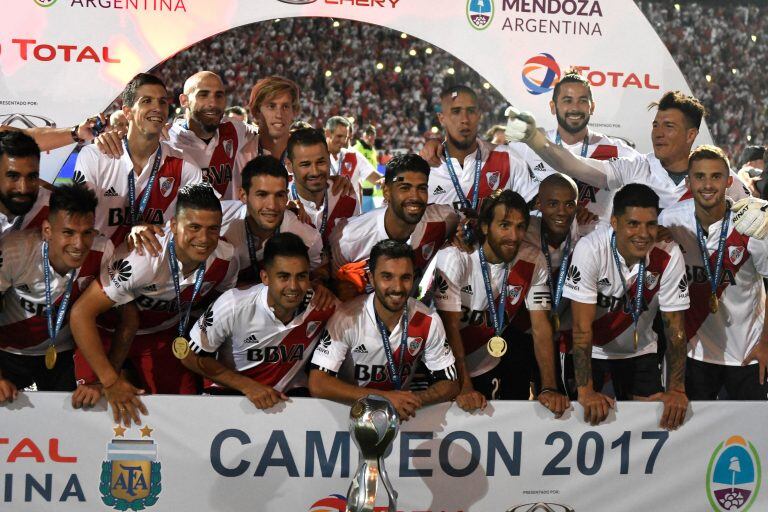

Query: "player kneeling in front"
left=309, top=240, right=459, bottom=420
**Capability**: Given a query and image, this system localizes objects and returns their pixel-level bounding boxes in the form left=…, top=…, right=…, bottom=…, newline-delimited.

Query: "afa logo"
left=309, top=493, right=347, bottom=511
left=522, top=53, right=562, bottom=95
left=706, top=436, right=761, bottom=511
left=467, top=0, right=494, bottom=30
left=100, top=425, right=162, bottom=511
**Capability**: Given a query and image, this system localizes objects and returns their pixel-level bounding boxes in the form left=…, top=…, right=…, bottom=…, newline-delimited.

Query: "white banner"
left=1, top=393, right=765, bottom=511
left=1, top=0, right=708, bottom=181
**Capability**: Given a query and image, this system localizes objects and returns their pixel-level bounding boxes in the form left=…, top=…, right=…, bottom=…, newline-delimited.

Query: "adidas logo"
left=243, top=334, right=259, bottom=344
left=104, top=187, right=118, bottom=197
left=534, top=162, right=545, bottom=172
left=460, top=284, right=473, bottom=295
left=352, top=344, right=368, bottom=354
left=597, top=278, right=610, bottom=288
left=433, top=185, right=446, bottom=195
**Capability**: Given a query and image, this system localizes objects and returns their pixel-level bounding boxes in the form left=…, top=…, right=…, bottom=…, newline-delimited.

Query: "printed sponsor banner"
left=1, top=393, right=766, bottom=511
left=1, top=0, right=706, bottom=180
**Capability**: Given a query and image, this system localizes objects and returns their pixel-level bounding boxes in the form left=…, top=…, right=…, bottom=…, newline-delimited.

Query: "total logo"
left=522, top=53, right=660, bottom=95
left=467, top=0, right=494, bottom=30
left=706, top=436, right=761, bottom=512
left=9, top=39, right=120, bottom=63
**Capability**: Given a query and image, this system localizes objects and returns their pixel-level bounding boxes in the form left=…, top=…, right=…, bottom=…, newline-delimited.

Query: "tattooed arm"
left=645, top=310, right=689, bottom=430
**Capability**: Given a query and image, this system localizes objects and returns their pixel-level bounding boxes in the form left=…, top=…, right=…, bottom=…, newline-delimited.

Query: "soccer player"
left=308, top=240, right=459, bottom=421
left=425, top=85, right=540, bottom=209
left=0, top=184, right=111, bottom=402
left=181, top=233, right=335, bottom=409
left=70, top=184, right=239, bottom=426
left=221, top=155, right=324, bottom=287
left=659, top=145, right=768, bottom=400
left=325, top=116, right=380, bottom=200
left=285, top=128, right=360, bottom=248
left=433, top=189, right=569, bottom=415
left=73, top=73, right=204, bottom=250
left=508, top=70, right=641, bottom=234
left=329, top=154, right=458, bottom=299
left=248, top=76, right=300, bottom=163
left=0, top=131, right=50, bottom=238
left=562, top=184, right=690, bottom=429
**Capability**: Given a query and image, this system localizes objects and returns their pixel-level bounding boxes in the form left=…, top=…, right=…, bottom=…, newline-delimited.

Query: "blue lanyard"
left=443, top=142, right=482, bottom=211
left=244, top=219, right=280, bottom=272
left=540, top=228, right=572, bottom=312
left=610, top=232, right=645, bottom=329
left=42, top=241, right=76, bottom=343
left=374, top=303, right=409, bottom=390
left=125, top=139, right=163, bottom=225
left=167, top=238, right=206, bottom=337
left=695, top=209, right=731, bottom=297
left=478, top=245, right=510, bottom=336
left=555, top=132, right=590, bottom=158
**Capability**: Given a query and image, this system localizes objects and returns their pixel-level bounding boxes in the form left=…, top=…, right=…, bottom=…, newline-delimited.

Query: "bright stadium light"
left=431, top=126, right=440, bottom=134
left=674, top=3, right=680, bottom=11
left=400, top=33, right=407, bottom=39
left=274, top=18, right=281, bottom=22
left=376, top=62, right=384, bottom=70
left=747, top=135, right=753, bottom=141
left=325, top=70, right=332, bottom=77
left=409, top=49, right=417, bottom=56
left=447, top=68, right=455, bottom=75
left=333, top=20, right=340, bottom=28
left=483, top=82, right=491, bottom=90
left=751, top=34, right=757, bottom=42
left=705, top=74, right=712, bottom=82
left=425, top=47, right=433, bottom=55
left=394, top=65, right=402, bottom=73
left=732, top=68, right=738, bottom=75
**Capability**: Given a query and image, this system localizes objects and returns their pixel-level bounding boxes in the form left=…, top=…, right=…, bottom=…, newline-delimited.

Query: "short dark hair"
left=263, top=232, right=309, bottom=269
left=362, top=124, right=376, bottom=137
left=612, top=183, right=660, bottom=218
left=241, top=155, right=289, bottom=193
left=368, top=239, right=414, bottom=275
left=384, top=153, right=429, bottom=184
left=689, top=144, right=731, bottom=172
left=175, top=183, right=221, bottom=215
left=649, top=91, right=705, bottom=130
left=287, top=128, right=328, bottom=161
left=740, top=145, right=765, bottom=166
left=440, top=85, right=478, bottom=103
left=49, top=184, right=98, bottom=218
left=225, top=106, right=247, bottom=118
left=552, top=68, right=592, bottom=103
left=478, top=189, right=530, bottom=240
left=0, top=131, right=41, bottom=161
left=122, top=73, right=166, bottom=107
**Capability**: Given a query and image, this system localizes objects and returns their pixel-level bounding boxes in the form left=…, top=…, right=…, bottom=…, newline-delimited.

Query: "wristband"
left=71, top=125, right=85, bottom=144
left=539, top=387, right=559, bottom=396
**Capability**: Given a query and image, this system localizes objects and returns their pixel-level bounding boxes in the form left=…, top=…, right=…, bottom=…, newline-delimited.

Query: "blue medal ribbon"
left=555, top=132, right=590, bottom=158
left=41, top=241, right=76, bottom=345
left=124, top=139, right=163, bottom=225
left=540, top=227, right=572, bottom=314
left=374, top=303, right=409, bottom=390
left=167, top=238, right=206, bottom=337
left=695, top=208, right=731, bottom=301
left=610, top=232, right=645, bottom=338
left=478, top=245, right=510, bottom=336
left=442, top=142, right=482, bottom=211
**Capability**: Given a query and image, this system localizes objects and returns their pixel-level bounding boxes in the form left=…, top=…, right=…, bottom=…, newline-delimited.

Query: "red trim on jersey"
left=590, top=145, right=619, bottom=161
left=202, top=122, right=239, bottom=196
left=684, top=231, right=750, bottom=339
left=23, top=206, right=49, bottom=231
left=678, top=189, right=693, bottom=202
left=468, top=151, right=510, bottom=202
left=339, top=152, right=358, bottom=179
left=0, top=303, right=60, bottom=349
left=413, top=221, right=448, bottom=268
left=325, top=194, right=358, bottom=243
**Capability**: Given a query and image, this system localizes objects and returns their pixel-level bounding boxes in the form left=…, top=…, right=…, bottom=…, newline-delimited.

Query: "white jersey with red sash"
left=660, top=200, right=768, bottom=365
left=292, top=179, right=360, bottom=246
left=432, top=242, right=550, bottom=377
left=330, top=148, right=378, bottom=193
left=73, top=142, right=204, bottom=248
left=0, top=187, right=51, bottom=240
left=0, top=231, right=113, bottom=355
left=97, top=229, right=238, bottom=336
left=188, top=284, right=335, bottom=392
left=562, top=225, right=689, bottom=359
left=429, top=139, right=539, bottom=208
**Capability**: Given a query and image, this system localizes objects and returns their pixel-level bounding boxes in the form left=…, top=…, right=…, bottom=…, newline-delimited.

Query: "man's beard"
left=0, top=191, right=36, bottom=216
left=192, top=110, right=222, bottom=134
left=447, top=132, right=476, bottom=151
left=556, top=111, right=590, bottom=135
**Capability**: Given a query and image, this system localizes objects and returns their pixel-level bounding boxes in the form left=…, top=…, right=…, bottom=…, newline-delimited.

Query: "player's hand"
left=732, top=197, right=768, bottom=239
left=577, top=387, right=614, bottom=425
left=504, top=106, right=537, bottom=144
left=127, top=224, right=164, bottom=257
left=289, top=199, right=314, bottom=226
left=76, top=113, right=108, bottom=142
left=455, top=383, right=487, bottom=412
left=656, top=225, right=674, bottom=242
left=0, top=378, right=19, bottom=404
left=419, top=138, right=442, bottom=167
left=575, top=204, right=598, bottom=227
left=381, top=390, right=422, bottom=421
left=644, top=390, right=688, bottom=430
left=538, top=389, right=570, bottom=418
left=329, top=175, right=354, bottom=197
left=241, top=381, right=289, bottom=410
left=161, top=122, right=171, bottom=142
left=95, top=129, right=125, bottom=158
left=743, top=339, right=768, bottom=384
left=71, top=383, right=103, bottom=409
left=310, top=282, right=337, bottom=311
left=103, top=376, right=146, bottom=427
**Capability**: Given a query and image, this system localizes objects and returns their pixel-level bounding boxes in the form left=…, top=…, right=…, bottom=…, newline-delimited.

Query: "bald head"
left=539, top=173, right=578, bottom=198
left=181, top=71, right=226, bottom=136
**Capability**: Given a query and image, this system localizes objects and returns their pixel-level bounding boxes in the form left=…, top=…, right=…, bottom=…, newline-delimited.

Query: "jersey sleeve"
left=306, top=230, right=324, bottom=271
left=328, top=218, right=352, bottom=274
left=181, top=160, right=205, bottom=189
left=215, top=258, right=240, bottom=294
left=0, top=237, right=20, bottom=293
left=72, top=146, right=103, bottom=193
left=99, top=251, right=152, bottom=306
left=601, top=155, right=646, bottom=191
left=524, top=251, right=552, bottom=311
left=187, top=292, right=234, bottom=354
left=562, top=236, right=599, bottom=304
left=506, top=152, right=541, bottom=202
left=432, top=247, right=465, bottom=313
left=422, top=313, right=457, bottom=373
left=658, top=243, right=690, bottom=312
left=310, top=311, right=352, bottom=373
left=748, top=236, right=768, bottom=278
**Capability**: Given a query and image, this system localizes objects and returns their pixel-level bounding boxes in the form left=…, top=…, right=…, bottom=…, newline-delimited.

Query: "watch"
left=70, top=125, right=85, bottom=144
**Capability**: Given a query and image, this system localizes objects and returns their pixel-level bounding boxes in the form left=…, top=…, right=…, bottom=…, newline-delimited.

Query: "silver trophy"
left=345, top=395, right=400, bottom=512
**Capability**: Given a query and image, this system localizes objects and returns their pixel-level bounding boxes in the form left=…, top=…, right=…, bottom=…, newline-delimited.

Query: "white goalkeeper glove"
left=731, top=197, right=768, bottom=239
left=504, top=106, right=537, bottom=143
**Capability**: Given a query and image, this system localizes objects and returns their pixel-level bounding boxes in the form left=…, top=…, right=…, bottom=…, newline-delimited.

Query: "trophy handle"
left=345, top=460, right=379, bottom=512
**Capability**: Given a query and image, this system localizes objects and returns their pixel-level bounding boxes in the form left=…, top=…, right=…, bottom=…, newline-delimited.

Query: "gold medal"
left=709, top=294, right=719, bottom=314
left=552, top=313, right=560, bottom=332
left=172, top=336, right=190, bottom=360
left=633, top=329, right=639, bottom=351
left=487, top=336, right=507, bottom=358
left=44, top=345, right=57, bottom=370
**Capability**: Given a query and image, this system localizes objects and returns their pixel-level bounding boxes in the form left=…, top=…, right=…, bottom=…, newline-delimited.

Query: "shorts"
left=472, top=326, right=535, bottom=400
left=590, top=353, right=662, bottom=399
left=0, top=349, right=76, bottom=392
left=686, top=357, right=768, bottom=400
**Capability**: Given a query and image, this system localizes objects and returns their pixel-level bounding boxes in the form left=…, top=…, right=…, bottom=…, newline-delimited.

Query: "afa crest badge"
left=100, top=425, right=162, bottom=511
